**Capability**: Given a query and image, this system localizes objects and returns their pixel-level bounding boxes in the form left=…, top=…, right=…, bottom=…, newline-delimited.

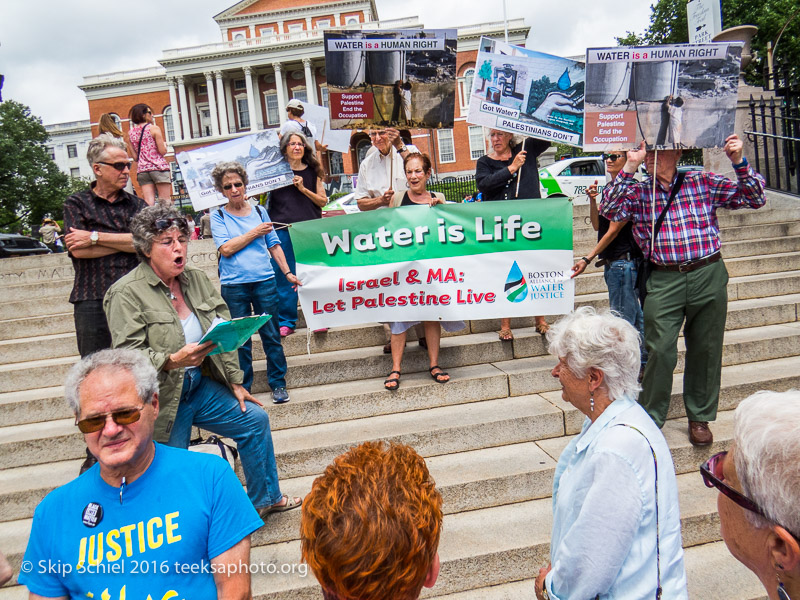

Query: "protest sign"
left=176, top=130, right=293, bottom=211
left=297, top=101, right=352, bottom=154
left=584, top=42, right=742, bottom=151
left=324, top=29, right=457, bottom=129
left=290, top=199, right=574, bottom=330
left=467, top=37, right=585, bottom=146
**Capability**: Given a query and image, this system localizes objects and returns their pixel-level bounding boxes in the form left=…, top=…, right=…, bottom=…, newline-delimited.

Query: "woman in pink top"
left=127, top=103, right=171, bottom=205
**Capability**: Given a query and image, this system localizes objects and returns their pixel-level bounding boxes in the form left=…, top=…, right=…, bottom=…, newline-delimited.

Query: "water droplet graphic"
left=557, top=68, right=571, bottom=91
left=504, top=261, right=528, bottom=302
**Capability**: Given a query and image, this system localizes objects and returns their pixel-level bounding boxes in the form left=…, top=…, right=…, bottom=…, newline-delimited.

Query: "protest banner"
left=467, top=37, right=585, bottom=147
left=290, top=199, right=574, bottom=330
left=297, top=101, right=351, bottom=154
left=176, top=129, right=293, bottom=211
left=583, top=42, right=742, bottom=151
left=324, top=29, right=457, bottom=129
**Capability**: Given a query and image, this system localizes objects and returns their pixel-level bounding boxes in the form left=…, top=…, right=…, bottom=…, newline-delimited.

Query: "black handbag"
left=636, top=172, right=685, bottom=306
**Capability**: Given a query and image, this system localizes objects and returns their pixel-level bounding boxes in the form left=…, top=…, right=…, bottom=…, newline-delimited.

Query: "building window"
left=328, top=151, right=344, bottom=175
left=316, top=19, right=331, bottom=29
left=437, top=129, right=455, bottom=163
left=67, top=144, right=78, bottom=159
left=292, top=88, right=308, bottom=103
left=171, top=162, right=184, bottom=197
left=468, top=126, right=486, bottom=160
left=233, top=32, right=246, bottom=40
left=233, top=79, right=247, bottom=91
left=356, top=139, right=371, bottom=168
left=236, top=98, right=250, bottom=129
left=265, top=92, right=279, bottom=125
left=197, top=83, right=208, bottom=95
left=46, top=147, right=55, bottom=160
left=259, top=26, right=275, bottom=37
left=287, top=23, right=303, bottom=33
left=319, top=85, right=329, bottom=107
left=461, top=68, right=475, bottom=112
left=163, top=106, right=175, bottom=142
left=345, top=16, right=359, bottom=25
left=70, top=167, right=80, bottom=178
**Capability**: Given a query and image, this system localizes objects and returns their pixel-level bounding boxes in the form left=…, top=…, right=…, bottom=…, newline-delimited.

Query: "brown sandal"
left=498, top=328, right=514, bottom=341
left=535, top=320, right=549, bottom=336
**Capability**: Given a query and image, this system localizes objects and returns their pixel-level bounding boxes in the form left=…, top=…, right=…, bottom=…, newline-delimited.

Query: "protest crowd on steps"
left=16, top=49, right=800, bottom=600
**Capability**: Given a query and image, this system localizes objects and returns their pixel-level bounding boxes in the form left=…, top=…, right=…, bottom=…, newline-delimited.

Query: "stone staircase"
left=3, top=193, right=800, bottom=599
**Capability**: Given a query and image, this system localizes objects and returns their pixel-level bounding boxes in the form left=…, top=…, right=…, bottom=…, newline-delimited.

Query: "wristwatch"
left=397, top=144, right=408, bottom=153
left=90, top=231, right=99, bottom=245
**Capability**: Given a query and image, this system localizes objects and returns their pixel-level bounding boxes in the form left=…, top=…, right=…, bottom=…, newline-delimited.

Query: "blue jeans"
left=604, top=258, right=647, bottom=366
left=165, top=368, right=283, bottom=509
left=270, top=228, right=298, bottom=329
left=221, top=278, right=287, bottom=392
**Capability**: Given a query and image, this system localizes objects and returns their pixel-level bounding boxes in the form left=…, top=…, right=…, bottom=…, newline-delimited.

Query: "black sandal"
left=429, top=366, right=450, bottom=384
left=384, top=370, right=401, bottom=391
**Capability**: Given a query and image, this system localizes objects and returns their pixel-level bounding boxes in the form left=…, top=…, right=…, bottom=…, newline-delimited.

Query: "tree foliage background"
left=0, top=100, right=81, bottom=233
left=616, top=0, right=800, bottom=85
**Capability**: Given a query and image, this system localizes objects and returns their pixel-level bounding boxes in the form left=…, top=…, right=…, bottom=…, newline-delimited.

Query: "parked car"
left=539, top=156, right=646, bottom=204
left=0, top=233, right=51, bottom=258
left=321, top=193, right=360, bottom=218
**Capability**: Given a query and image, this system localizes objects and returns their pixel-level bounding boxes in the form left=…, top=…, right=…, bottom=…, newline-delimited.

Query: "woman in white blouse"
left=535, top=307, right=688, bottom=600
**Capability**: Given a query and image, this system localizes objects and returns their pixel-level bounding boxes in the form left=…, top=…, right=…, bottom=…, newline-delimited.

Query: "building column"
left=243, top=65, right=258, bottom=132
left=277, top=20, right=284, bottom=33
left=187, top=82, right=200, bottom=138
left=248, top=68, right=264, bottom=130
left=305, top=17, right=312, bottom=30
left=302, top=58, right=318, bottom=105
left=334, top=12, right=341, bottom=25
left=176, top=76, right=192, bottom=141
left=273, top=62, right=287, bottom=117
left=224, top=78, right=236, bottom=132
left=249, top=24, right=256, bottom=38
left=167, top=77, right=183, bottom=142
left=204, top=72, right=220, bottom=137
left=214, top=71, right=229, bottom=135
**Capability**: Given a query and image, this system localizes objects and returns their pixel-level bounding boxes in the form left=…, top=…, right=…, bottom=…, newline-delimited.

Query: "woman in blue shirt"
left=210, top=161, right=299, bottom=404
left=535, top=307, right=688, bottom=600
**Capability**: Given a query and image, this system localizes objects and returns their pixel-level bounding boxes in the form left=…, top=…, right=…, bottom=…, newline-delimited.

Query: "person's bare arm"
left=29, top=595, right=67, bottom=600
left=267, top=245, right=301, bottom=288
left=65, top=229, right=135, bottom=256
left=587, top=182, right=600, bottom=231
left=0, top=551, right=13, bottom=586
left=357, top=190, right=392, bottom=211
left=218, top=222, right=274, bottom=258
left=211, top=537, right=252, bottom=600
left=293, top=175, right=328, bottom=208
left=571, top=221, right=628, bottom=278
left=150, top=124, right=168, bottom=156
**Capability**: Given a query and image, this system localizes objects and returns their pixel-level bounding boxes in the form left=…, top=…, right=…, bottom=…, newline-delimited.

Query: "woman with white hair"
left=475, top=128, right=550, bottom=340
left=535, top=307, right=688, bottom=600
left=701, top=390, right=800, bottom=599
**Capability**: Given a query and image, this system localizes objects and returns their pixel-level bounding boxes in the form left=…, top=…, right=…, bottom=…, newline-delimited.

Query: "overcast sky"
left=0, top=0, right=651, bottom=124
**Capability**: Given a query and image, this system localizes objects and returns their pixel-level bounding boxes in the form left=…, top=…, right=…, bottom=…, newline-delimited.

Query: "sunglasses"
left=76, top=406, right=144, bottom=433
left=601, top=153, right=623, bottom=162
left=154, top=217, right=188, bottom=231
left=222, top=182, right=245, bottom=190
left=97, top=160, right=133, bottom=172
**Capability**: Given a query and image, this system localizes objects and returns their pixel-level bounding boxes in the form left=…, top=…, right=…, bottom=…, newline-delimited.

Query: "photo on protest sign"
left=297, top=101, right=352, bottom=154
left=467, top=37, right=585, bottom=146
left=324, top=29, right=457, bottom=129
left=583, top=42, right=742, bottom=151
left=176, top=130, right=294, bottom=211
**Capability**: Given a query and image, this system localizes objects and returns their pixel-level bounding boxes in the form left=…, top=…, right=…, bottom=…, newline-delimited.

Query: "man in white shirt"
left=355, top=127, right=412, bottom=210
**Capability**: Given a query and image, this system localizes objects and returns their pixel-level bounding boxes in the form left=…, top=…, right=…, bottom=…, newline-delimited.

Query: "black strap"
left=649, top=171, right=686, bottom=261
left=134, top=123, right=149, bottom=163
left=614, top=423, right=662, bottom=599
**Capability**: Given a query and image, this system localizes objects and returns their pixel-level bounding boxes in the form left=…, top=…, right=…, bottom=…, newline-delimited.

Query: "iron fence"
left=428, top=174, right=478, bottom=203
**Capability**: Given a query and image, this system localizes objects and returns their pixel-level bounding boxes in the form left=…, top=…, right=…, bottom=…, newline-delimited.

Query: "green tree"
left=477, top=60, right=493, bottom=92
left=617, top=0, right=800, bottom=84
left=0, top=100, right=71, bottom=232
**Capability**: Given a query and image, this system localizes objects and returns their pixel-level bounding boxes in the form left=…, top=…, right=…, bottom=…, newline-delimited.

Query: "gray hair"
left=546, top=306, right=641, bottom=402
left=64, top=349, right=159, bottom=416
left=86, top=133, right=127, bottom=167
left=211, top=161, right=249, bottom=192
left=733, top=389, right=800, bottom=537
left=130, top=203, right=190, bottom=261
left=484, top=127, right=524, bottom=148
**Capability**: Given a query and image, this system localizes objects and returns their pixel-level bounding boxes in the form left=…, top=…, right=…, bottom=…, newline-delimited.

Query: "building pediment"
left=214, top=0, right=375, bottom=22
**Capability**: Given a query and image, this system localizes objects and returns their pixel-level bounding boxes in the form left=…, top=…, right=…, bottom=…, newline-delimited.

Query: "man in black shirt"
left=63, top=133, right=146, bottom=471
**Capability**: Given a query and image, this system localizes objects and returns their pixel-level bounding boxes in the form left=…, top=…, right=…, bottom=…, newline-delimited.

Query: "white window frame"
left=291, top=86, right=308, bottom=103
left=437, top=129, right=455, bottom=163
left=319, top=85, right=329, bottom=107
left=259, top=26, right=275, bottom=37
left=345, top=16, right=359, bottom=25
left=163, top=106, right=176, bottom=143
left=468, top=125, right=486, bottom=160
left=232, top=32, right=246, bottom=40
left=460, top=68, right=475, bottom=114
left=316, top=19, right=331, bottom=29
left=235, top=96, right=250, bottom=130
left=70, top=167, right=80, bottom=178
left=287, top=23, right=303, bottom=33
left=264, top=92, right=280, bottom=126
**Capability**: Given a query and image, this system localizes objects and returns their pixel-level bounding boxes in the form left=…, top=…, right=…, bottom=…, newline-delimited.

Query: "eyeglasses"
left=601, top=153, right=623, bottom=162
left=368, top=131, right=387, bottom=138
left=701, top=451, right=766, bottom=517
left=154, top=217, right=188, bottom=231
left=97, top=160, right=133, bottom=172
left=76, top=405, right=144, bottom=433
left=222, top=182, right=245, bottom=190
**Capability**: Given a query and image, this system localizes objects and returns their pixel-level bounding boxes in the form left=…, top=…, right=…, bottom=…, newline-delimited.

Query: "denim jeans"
left=604, top=258, right=646, bottom=366
left=221, top=278, right=287, bottom=392
left=269, top=228, right=298, bottom=329
left=165, top=368, right=283, bottom=509
left=73, top=300, right=112, bottom=358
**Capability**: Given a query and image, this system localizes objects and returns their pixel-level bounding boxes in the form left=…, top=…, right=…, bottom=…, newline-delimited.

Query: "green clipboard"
left=200, top=314, right=271, bottom=355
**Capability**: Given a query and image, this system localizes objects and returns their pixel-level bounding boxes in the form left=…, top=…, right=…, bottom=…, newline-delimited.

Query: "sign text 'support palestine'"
left=290, top=200, right=575, bottom=329
left=326, top=38, right=445, bottom=51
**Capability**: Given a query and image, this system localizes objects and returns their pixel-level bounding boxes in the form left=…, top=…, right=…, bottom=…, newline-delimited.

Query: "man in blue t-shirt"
left=19, top=349, right=264, bottom=600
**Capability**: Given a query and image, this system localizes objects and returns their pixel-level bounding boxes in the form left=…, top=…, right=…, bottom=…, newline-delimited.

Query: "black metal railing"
left=428, top=174, right=478, bottom=203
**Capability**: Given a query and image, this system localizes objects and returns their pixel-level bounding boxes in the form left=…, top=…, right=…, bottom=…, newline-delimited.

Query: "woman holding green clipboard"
left=104, top=203, right=302, bottom=518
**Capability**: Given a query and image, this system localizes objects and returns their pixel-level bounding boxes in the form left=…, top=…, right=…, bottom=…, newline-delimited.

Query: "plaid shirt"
left=600, top=161, right=766, bottom=265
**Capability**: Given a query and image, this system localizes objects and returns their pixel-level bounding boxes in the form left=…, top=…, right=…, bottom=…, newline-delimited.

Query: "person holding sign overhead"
left=384, top=153, right=465, bottom=391
left=209, top=160, right=298, bottom=404
left=104, top=203, right=301, bottom=517
left=475, top=128, right=551, bottom=340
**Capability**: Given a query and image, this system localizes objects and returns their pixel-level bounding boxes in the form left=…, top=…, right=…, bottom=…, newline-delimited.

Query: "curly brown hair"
left=301, top=441, right=442, bottom=600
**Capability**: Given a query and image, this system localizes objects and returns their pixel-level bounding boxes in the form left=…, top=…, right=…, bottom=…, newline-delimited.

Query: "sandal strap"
left=429, top=365, right=442, bottom=373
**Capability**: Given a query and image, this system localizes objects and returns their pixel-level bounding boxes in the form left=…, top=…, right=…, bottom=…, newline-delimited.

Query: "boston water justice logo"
left=504, top=261, right=528, bottom=302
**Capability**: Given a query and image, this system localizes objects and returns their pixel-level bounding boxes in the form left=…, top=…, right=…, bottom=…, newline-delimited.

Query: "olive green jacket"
left=103, top=262, right=243, bottom=442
